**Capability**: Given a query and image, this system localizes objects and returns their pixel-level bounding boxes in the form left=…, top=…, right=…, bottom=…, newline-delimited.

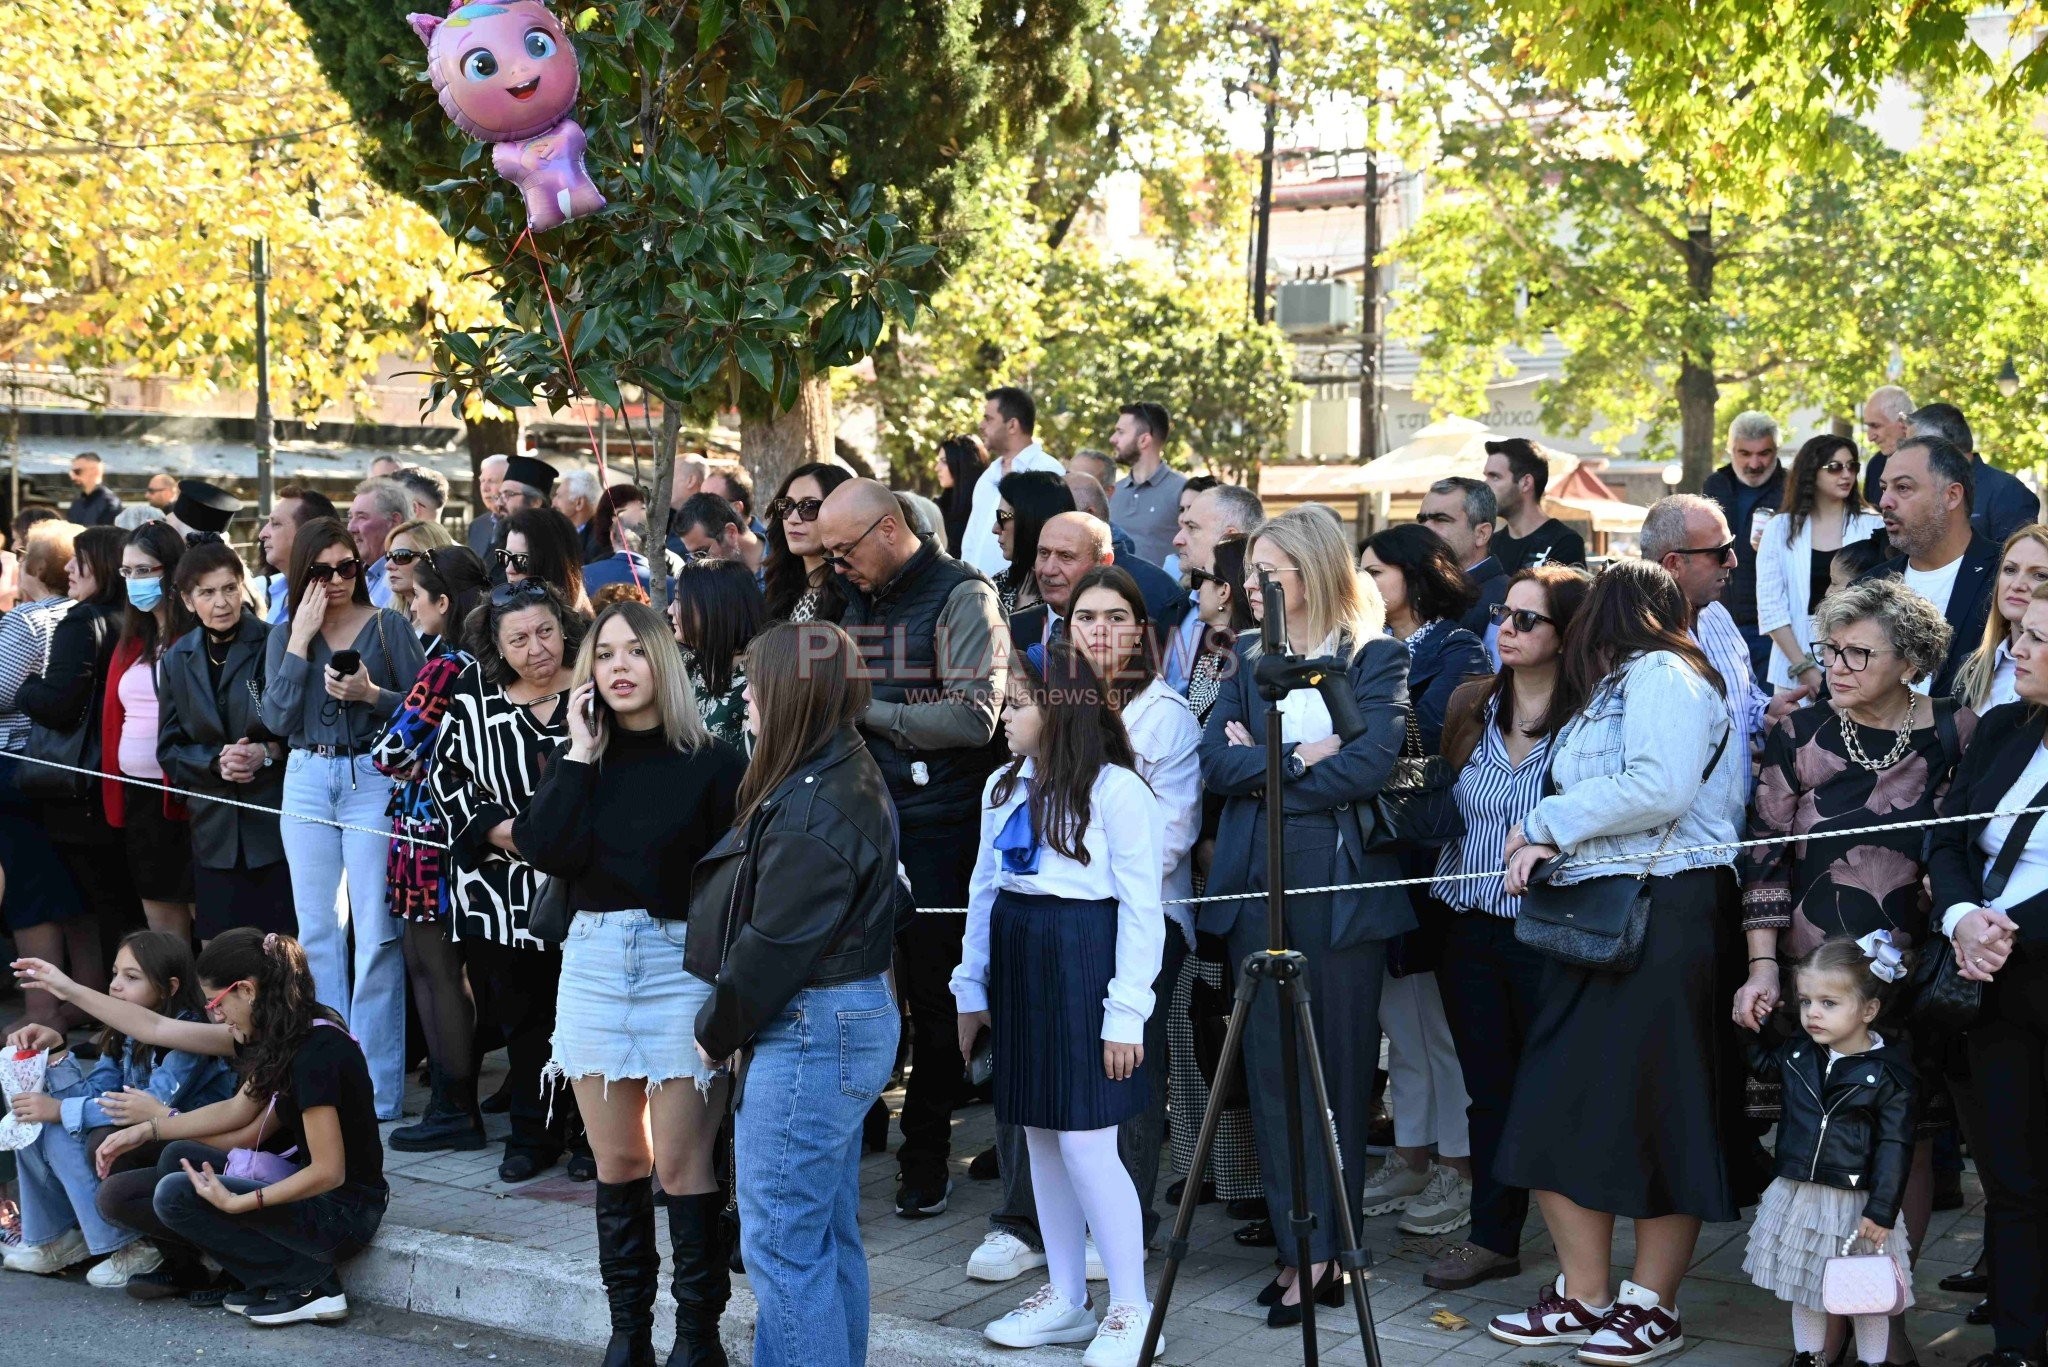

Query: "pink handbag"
left=1821, top=1235, right=1908, bottom=1316
left=223, top=1094, right=302, bottom=1187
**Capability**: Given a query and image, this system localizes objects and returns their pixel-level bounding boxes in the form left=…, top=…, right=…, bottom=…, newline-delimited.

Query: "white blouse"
left=1122, top=678, right=1203, bottom=946
left=951, top=761, right=1166, bottom=1044
left=1274, top=631, right=1339, bottom=745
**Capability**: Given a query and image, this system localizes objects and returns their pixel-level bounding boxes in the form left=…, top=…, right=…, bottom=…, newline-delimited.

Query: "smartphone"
left=330, top=649, right=362, bottom=677
left=584, top=688, right=603, bottom=731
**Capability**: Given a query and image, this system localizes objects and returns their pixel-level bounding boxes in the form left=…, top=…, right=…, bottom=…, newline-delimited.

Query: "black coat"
left=17, top=601, right=121, bottom=841
left=1747, top=1030, right=1916, bottom=1228
left=686, top=726, right=906, bottom=1061
left=1406, top=621, right=1492, bottom=754
left=1930, top=701, right=2048, bottom=939
left=1857, top=533, right=1999, bottom=698
left=1458, top=556, right=1510, bottom=641
left=156, top=614, right=286, bottom=870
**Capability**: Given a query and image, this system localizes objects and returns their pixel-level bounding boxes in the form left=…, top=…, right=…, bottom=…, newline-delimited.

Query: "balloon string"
left=511, top=226, right=649, bottom=599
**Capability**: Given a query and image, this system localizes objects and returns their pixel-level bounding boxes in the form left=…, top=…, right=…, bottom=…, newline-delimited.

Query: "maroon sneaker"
left=1487, top=1274, right=1613, bottom=1347
left=1577, top=1281, right=1685, bottom=1365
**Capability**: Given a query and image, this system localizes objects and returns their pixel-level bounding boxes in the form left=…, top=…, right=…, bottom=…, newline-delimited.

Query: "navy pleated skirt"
left=989, top=890, right=1149, bottom=1132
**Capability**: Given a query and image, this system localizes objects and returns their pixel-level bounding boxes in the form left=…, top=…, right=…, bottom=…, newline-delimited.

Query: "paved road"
left=4, top=1268, right=591, bottom=1367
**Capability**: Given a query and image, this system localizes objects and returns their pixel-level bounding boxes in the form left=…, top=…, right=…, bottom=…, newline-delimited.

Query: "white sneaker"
left=86, top=1239, right=162, bottom=1288
left=1397, top=1164, right=1473, bottom=1235
left=1357, top=1154, right=1432, bottom=1215
left=967, top=1230, right=1047, bottom=1283
left=1085, top=1235, right=1106, bottom=1281
left=1082, top=1301, right=1160, bottom=1367
left=2, top=1227, right=89, bottom=1275
left=983, top=1283, right=1097, bottom=1348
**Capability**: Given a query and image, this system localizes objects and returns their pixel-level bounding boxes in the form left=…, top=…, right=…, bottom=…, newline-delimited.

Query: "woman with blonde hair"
left=1951, top=523, right=2048, bottom=712
left=1198, top=503, right=1412, bottom=1326
left=517, top=599, right=747, bottom=1367
left=382, top=518, right=456, bottom=615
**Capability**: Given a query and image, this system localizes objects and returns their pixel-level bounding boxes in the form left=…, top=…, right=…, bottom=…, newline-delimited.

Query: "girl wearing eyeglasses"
left=763, top=462, right=854, bottom=623
left=1424, top=565, right=1591, bottom=1292
left=1754, top=436, right=1883, bottom=697
left=17, top=930, right=387, bottom=1326
left=261, top=517, right=427, bottom=1123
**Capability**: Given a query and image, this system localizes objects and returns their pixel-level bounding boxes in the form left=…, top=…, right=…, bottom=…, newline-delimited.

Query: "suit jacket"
left=465, top=513, right=501, bottom=559
left=1196, top=634, right=1415, bottom=947
left=1929, top=701, right=2048, bottom=939
left=1007, top=557, right=1193, bottom=662
left=1858, top=533, right=1999, bottom=698
left=156, top=612, right=286, bottom=870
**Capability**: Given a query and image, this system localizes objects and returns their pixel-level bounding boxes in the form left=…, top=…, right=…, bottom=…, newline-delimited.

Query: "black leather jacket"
left=687, top=726, right=906, bottom=1061
left=1748, top=1030, right=1916, bottom=1227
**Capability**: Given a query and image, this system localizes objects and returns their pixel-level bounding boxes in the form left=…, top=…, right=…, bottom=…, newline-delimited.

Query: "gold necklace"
left=1839, top=693, right=1917, bottom=771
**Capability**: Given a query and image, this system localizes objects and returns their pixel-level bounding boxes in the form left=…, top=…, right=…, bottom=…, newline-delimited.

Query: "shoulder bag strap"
left=1982, top=775, right=2048, bottom=901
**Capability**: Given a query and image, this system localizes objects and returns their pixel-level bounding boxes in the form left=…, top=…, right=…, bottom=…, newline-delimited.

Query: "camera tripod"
left=1139, top=579, right=1384, bottom=1367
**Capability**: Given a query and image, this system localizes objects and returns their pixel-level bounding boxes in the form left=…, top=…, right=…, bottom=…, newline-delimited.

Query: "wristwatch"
left=1284, top=752, right=1307, bottom=780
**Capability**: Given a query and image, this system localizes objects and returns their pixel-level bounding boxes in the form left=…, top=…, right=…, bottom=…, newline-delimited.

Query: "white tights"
left=1025, top=1125, right=1147, bottom=1310
left=1789, top=1304, right=1892, bottom=1363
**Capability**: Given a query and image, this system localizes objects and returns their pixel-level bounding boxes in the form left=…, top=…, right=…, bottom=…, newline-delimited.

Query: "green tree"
left=415, top=1, right=932, bottom=605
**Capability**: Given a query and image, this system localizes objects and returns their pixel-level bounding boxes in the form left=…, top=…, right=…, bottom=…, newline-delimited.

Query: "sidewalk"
left=351, top=1056, right=1996, bottom=1367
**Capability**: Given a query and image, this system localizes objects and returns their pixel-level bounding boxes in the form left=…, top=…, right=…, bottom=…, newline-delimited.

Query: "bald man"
left=1012, top=510, right=1189, bottom=655
left=820, top=478, right=1009, bottom=1220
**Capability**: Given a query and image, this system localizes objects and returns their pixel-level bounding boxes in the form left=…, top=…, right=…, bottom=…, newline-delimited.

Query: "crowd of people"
left=0, top=381, right=2043, bottom=1367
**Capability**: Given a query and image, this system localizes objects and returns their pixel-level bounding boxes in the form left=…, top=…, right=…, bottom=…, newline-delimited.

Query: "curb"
left=346, top=1223, right=1021, bottom=1366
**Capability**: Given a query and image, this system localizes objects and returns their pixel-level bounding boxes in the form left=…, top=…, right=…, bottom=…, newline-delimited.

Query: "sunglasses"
left=385, top=547, right=426, bottom=566
left=1489, top=602, right=1556, bottom=633
left=770, top=496, right=825, bottom=524
left=994, top=509, right=1016, bottom=529
left=1668, top=539, right=1738, bottom=563
left=306, top=558, right=363, bottom=583
left=1188, top=568, right=1228, bottom=590
left=821, top=514, right=888, bottom=570
left=491, top=548, right=532, bottom=574
left=1821, top=458, right=1860, bottom=476
left=491, top=579, right=550, bottom=609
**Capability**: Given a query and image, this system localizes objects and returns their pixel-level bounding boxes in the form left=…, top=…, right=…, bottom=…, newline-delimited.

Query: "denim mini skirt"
left=549, top=910, right=717, bottom=1091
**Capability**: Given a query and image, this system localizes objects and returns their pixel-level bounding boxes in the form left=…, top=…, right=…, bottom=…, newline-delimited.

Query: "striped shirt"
left=1431, top=701, right=1551, bottom=918
left=0, top=595, right=76, bottom=753
left=1691, top=600, right=1768, bottom=800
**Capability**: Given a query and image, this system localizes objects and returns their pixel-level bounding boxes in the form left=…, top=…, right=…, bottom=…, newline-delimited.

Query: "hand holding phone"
left=330, top=649, right=362, bottom=677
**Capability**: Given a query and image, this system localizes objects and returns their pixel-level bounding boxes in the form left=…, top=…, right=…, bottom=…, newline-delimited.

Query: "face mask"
left=125, top=577, right=164, bottom=612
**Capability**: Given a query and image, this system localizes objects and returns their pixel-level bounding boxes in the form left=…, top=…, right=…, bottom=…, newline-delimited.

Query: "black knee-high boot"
left=595, top=1179, right=660, bottom=1367
left=662, top=1192, right=731, bottom=1367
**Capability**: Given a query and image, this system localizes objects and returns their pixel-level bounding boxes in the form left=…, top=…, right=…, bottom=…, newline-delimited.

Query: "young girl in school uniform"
left=1740, top=934, right=1918, bottom=1367
left=953, top=641, right=1166, bottom=1367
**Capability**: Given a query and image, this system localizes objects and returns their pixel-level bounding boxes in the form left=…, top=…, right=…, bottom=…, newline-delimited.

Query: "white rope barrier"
left=7, top=748, right=2043, bottom=912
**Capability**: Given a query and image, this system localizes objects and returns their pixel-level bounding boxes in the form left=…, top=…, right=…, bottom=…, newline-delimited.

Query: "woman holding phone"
left=261, top=517, right=425, bottom=1121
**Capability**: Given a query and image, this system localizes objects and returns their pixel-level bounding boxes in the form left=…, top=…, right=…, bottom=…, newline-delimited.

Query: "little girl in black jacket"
left=1739, top=934, right=1917, bottom=1367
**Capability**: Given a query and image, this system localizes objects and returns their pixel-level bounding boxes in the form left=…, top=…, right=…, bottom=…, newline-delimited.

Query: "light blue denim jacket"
left=51, top=1021, right=237, bottom=1136
left=1520, top=650, right=1744, bottom=885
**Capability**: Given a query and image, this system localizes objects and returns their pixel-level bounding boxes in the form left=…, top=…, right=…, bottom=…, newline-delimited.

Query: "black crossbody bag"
left=1514, top=724, right=1730, bottom=974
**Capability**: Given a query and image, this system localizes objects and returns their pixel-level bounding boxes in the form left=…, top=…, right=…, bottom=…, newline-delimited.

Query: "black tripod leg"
left=1138, top=962, right=1262, bottom=1367
left=1272, top=959, right=1323, bottom=1365
left=1289, top=982, right=1385, bottom=1367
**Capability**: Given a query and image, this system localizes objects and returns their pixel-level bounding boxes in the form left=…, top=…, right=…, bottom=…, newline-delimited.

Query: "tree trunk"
left=646, top=404, right=682, bottom=611
left=463, top=413, right=520, bottom=517
left=1677, top=219, right=1718, bottom=493
left=740, top=372, right=836, bottom=499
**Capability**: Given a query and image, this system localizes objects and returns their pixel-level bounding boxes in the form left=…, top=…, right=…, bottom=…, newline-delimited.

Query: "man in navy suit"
left=1858, top=435, right=1999, bottom=697
left=1008, top=511, right=1187, bottom=654
left=1864, top=399, right=2039, bottom=545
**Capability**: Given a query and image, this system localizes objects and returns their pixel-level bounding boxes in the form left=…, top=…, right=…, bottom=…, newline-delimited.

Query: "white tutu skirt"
left=1742, top=1176, right=1915, bottom=1312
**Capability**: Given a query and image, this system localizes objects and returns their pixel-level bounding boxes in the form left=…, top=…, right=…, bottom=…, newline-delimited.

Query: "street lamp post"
left=252, top=237, right=275, bottom=517
left=1240, top=22, right=1282, bottom=326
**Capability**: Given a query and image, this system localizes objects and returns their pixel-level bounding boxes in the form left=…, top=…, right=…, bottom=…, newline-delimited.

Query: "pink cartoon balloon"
left=409, top=2, right=606, bottom=231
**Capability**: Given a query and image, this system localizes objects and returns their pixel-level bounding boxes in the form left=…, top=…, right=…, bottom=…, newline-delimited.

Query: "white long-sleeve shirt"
left=951, top=760, right=1165, bottom=1043
left=959, top=441, right=1065, bottom=577
left=1122, top=678, right=1202, bottom=947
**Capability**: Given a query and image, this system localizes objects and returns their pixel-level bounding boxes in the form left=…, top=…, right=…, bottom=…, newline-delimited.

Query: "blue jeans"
left=281, top=751, right=405, bottom=1118
left=736, top=976, right=899, bottom=1367
left=16, top=1059, right=134, bottom=1255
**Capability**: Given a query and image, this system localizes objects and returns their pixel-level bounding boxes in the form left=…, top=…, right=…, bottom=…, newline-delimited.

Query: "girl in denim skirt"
left=953, top=641, right=1165, bottom=1367
left=519, top=600, right=745, bottom=1367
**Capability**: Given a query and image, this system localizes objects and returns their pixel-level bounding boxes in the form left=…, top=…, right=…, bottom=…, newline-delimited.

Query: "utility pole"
left=1242, top=22, right=1282, bottom=326
left=1360, top=149, right=1380, bottom=463
left=251, top=238, right=275, bottom=516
